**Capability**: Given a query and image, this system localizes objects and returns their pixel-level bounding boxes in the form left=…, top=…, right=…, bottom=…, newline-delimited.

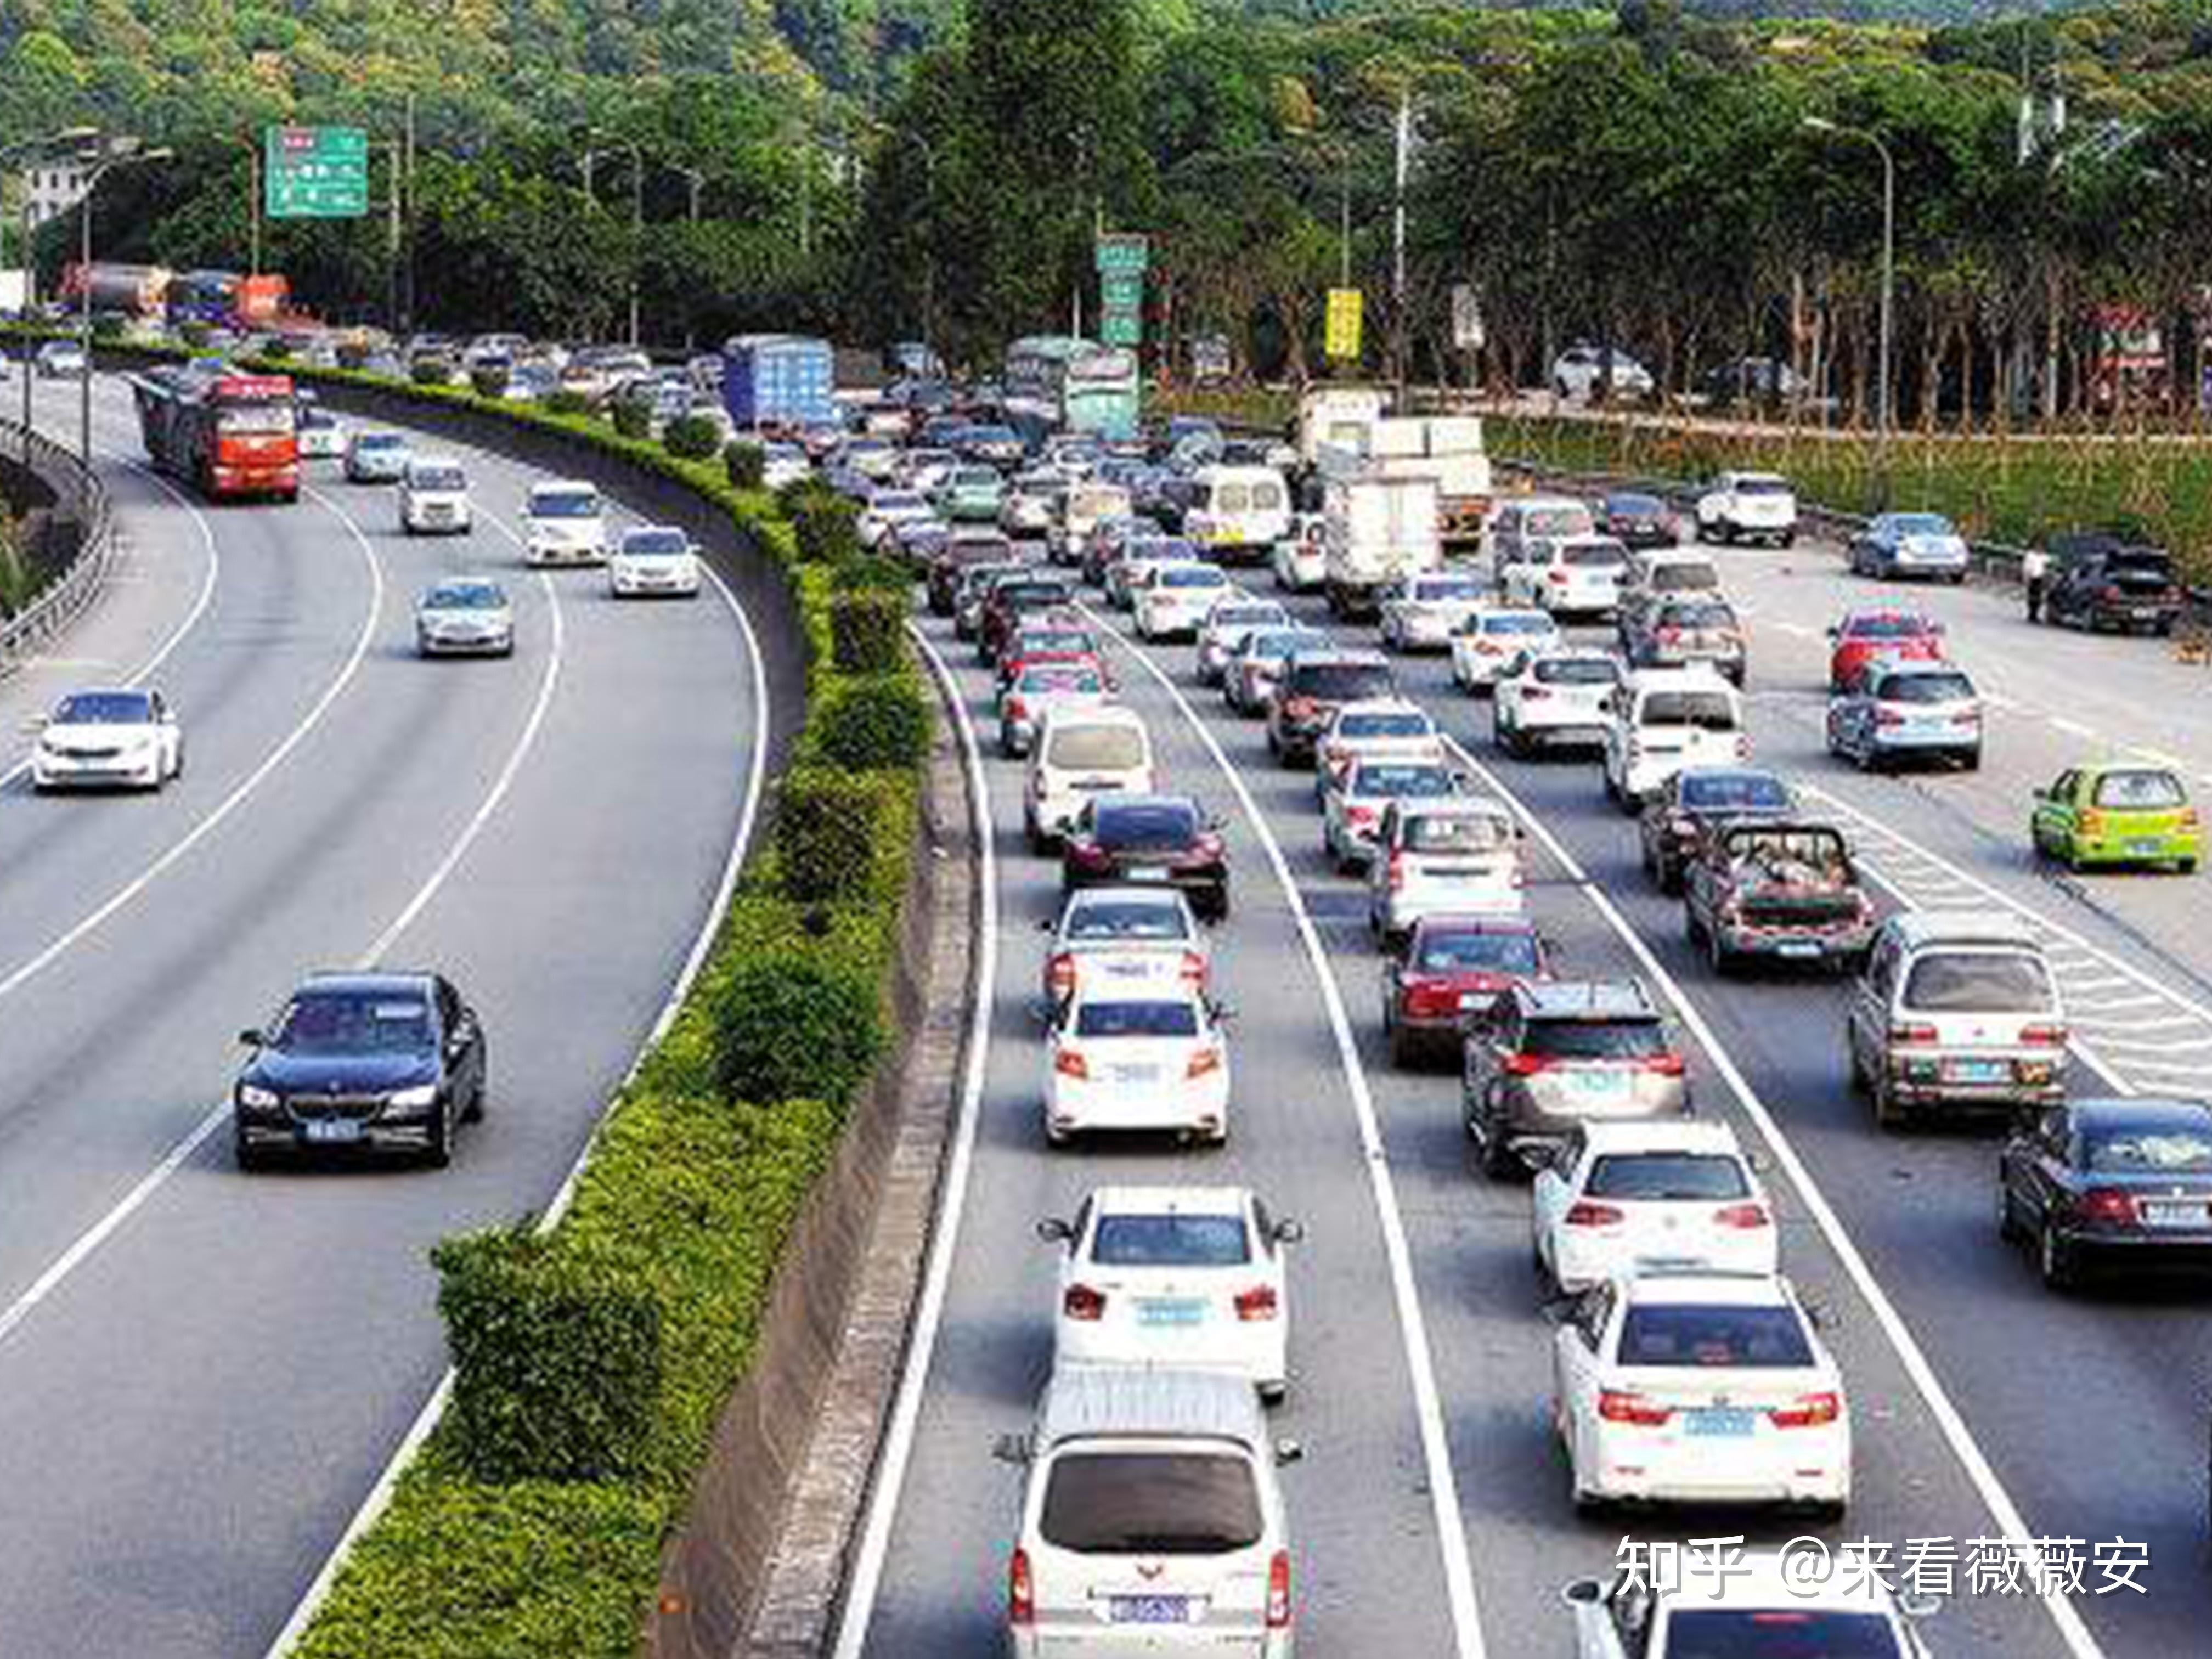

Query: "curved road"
left=846, top=503, right=2212, bottom=1658
left=0, top=374, right=762, bottom=1655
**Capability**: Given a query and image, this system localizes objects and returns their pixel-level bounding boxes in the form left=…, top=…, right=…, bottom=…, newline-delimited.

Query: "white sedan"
left=1315, top=699, right=1444, bottom=797
left=1132, top=562, right=1234, bottom=642
left=1040, top=885, right=1212, bottom=1005
left=1322, top=757, right=1463, bottom=872
left=1449, top=606, right=1560, bottom=693
left=608, top=524, right=703, bottom=598
left=1038, top=1184, right=1300, bottom=1401
left=31, top=686, right=184, bottom=792
left=1043, top=964, right=1230, bottom=1146
left=1379, top=571, right=1489, bottom=653
left=1532, top=1120, right=1777, bottom=1294
left=857, top=489, right=936, bottom=551
left=1553, top=1269, right=1850, bottom=1516
left=1492, top=648, right=1621, bottom=754
left=1271, top=513, right=1327, bottom=593
left=1194, top=596, right=1291, bottom=687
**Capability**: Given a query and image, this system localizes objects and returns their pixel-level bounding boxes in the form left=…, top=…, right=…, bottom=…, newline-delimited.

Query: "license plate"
left=1948, top=1059, right=2008, bottom=1084
left=1113, top=1064, right=1162, bottom=1084
left=1127, top=866, right=1172, bottom=883
left=1686, top=1407, right=1757, bottom=1438
left=303, top=1119, right=363, bottom=1145
left=1110, top=1595, right=1191, bottom=1624
left=2134, top=607, right=2157, bottom=621
left=1573, top=1069, right=1632, bottom=1102
left=2128, top=838, right=2166, bottom=855
left=1775, top=940, right=1822, bottom=960
left=1138, top=1299, right=1205, bottom=1327
left=2142, top=1201, right=2210, bottom=1227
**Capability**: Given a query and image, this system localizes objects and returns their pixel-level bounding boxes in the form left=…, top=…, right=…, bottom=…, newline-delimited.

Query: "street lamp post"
left=667, top=162, right=704, bottom=354
left=580, top=132, right=643, bottom=348
left=75, top=138, right=173, bottom=465
left=1804, top=116, right=1895, bottom=438
left=867, top=122, right=938, bottom=353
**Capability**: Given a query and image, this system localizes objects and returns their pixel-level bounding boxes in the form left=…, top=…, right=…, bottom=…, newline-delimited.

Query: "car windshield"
left=1609, top=495, right=1665, bottom=516
left=1617, top=1304, right=1813, bottom=1368
left=531, top=489, right=600, bottom=518
left=358, top=435, right=404, bottom=453
left=1022, top=668, right=1102, bottom=695
left=1564, top=545, right=1626, bottom=569
left=1417, top=930, right=1540, bottom=973
left=425, top=583, right=504, bottom=611
left=1040, top=1452, right=1262, bottom=1555
left=1066, top=900, right=1189, bottom=943
left=1248, top=630, right=1323, bottom=659
left=1681, top=774, right=1789, bottom=811
left=411, top=467, right=466, bottom=492
left=1413, top=578, right=1485, bottom=601
left=272, top=991, right=434, bottom=1056
left=1486, top=614, right=1556, bottom=635
left=1351, top=764, right=1455, bottom=799
left=1537, top=658, right=1618, bottom=686
left=999, top=582, right=1073, bottom=610
left=1293, top=663, right=1393, bottom=702
left=1902, top=952, right=2051, bottom=1013
left=954, top=468, right=999, bottom=487
left=218, top=402, right=295, bottom=435
left=1159, top=567, right=1227, bottom=589
left=1405, top=813, right=1510, bottom=853
left=1094, top=803, right=1199, bottom=850
left=1846, top=616, right=1932, bottom=640
left=1525, top=1019, right=1667, bottom=1060
left=1338, top=712, right=1430, bottom=740
left=2094, top=770, right=2186, bottom=809
left=1878, top=672, right=1974, bottom=704
left=1074, top=1000, right=1201, bottom=1039
left=1662, top=1609, right=1903, bottom=1657
left=1660, top=601, right=1735, bottom=629
left=1526, top=506, right=1592, bottom=537
left=1047, top=726, right=1146, bottom=770
left=1639, top=692, right=1737, bottom=730
left=1091, top=1214, right=1250, bottom=1268
left=1586, top=1153, right=1750, bottom=1201
left=1892, top=514, right=1951, bottom=535
left=1017, top=630, right=1095, bottom=656
left=1736, top=478, right=1791, bottom=497
left=54, top=690, right=155, bottom=724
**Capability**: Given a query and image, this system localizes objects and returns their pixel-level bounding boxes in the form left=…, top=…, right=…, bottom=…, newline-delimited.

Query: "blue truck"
left=720, top=334, right=836, bottom=432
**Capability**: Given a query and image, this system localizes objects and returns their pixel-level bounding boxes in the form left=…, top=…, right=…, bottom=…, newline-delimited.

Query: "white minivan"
left=1025, top=706, right=1157, bottom=850
left=521, top=478, right=608, bottom=566
left=1000, top=1366, right=1300, bottom=1659
left=1601, top=667, right=1748, bottom=809
left=1183, top=464, right=1294, bottom=567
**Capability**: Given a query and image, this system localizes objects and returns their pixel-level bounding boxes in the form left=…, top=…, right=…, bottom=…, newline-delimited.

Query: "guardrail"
left=0, top=424, right=115, bottom=681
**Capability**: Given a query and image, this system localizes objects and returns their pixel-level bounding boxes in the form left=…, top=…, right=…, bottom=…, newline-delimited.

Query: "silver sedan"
left=415, top=577, right=516, bottom=657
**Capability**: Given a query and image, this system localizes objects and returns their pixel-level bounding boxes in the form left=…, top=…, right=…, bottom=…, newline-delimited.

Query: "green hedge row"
left=281, top=357, right=932, bottom=1658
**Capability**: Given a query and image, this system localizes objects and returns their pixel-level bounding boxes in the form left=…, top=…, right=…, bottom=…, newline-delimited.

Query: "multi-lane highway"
left=0, top=374, right=763, bottom=1655
left=844, top=499, right=2212, bottom=1658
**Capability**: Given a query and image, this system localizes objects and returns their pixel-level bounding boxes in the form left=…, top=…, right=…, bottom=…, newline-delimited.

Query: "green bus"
left=1005, top=335, right=1141, bottom=440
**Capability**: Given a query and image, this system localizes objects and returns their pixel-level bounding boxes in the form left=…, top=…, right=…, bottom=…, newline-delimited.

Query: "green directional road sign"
left=1099, top=311, right=1143, bottom=348
left=264, top=125, right=369, bottom=219
left=1101, top=271, right=1145, bottom=309
left=1096, top=233, right=1149, bottom=276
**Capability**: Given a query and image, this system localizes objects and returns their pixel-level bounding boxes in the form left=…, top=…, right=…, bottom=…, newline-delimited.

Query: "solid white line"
left=265, top=495, right=771, bottom=1659
left=2049, top=716, right=2096, bottom=739
left=1446, top=737, right=2106, bottom=1659
left=1092, top=611, right=1490, bottom=1659
left=828, top=626, right=997, bottom=1659
left=0, top=483, right=383, bottom=1006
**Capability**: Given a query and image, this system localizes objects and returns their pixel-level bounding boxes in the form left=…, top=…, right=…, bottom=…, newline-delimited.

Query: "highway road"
left=844, top=505, right=2212, bottom=1658
left=0, top=374, right=763, bottom=1655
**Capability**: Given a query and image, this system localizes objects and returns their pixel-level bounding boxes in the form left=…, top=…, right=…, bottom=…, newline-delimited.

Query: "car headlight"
left=238, top=1084, right=280, bottom=1109
left=387, top=1084, right=437, bottom=1110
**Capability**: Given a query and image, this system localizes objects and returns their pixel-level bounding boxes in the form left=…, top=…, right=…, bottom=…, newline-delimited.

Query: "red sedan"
left=1827, top=608, right=1945, bottom=691
left=1381, top=914, right=1552, bottom=1069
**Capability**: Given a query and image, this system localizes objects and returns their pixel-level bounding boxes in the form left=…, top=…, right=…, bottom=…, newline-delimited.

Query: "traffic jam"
left=852, top=370, right=2207, bottom=1658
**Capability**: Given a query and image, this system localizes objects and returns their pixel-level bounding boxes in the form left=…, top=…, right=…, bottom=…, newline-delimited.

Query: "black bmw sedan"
left=1999, top=1096, right=2212, bottom=1289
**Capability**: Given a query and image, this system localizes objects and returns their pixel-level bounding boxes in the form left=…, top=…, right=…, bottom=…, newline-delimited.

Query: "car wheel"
left=1388, top=1023, right=1414, bottom=1070
left=234, top=1132, right=271, bottom=1173
left=1258, top=1378, right=1289, bottom=1406
left=2038, top=1220, right=2078, bottom=1291
left=1960, top=747, right=1982, bottom=772
left=423, top=1098, right=453, bottom=1169
left=1997, top=1180, right=2024, bottom=1244
left=1872, top=1074, right=1906, bottom=1132
left=464, top=1077, right=486, bottom=1124
left=1708, top=927, right=1736, bottom=978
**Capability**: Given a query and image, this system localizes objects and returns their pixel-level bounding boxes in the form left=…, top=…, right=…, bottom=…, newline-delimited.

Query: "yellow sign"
left=1325, top=287, right=1363, bottom=360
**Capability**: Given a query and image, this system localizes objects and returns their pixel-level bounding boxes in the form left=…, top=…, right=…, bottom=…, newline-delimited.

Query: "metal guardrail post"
left=0, top=419, right=116, bottom=680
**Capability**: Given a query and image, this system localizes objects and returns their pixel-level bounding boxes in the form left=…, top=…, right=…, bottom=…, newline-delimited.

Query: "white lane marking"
left=2, top=450, right=222, bottom=788
left=2061, top=994, right=2164, bottom=1014
left=2065, top=1013, right=2202, bottom=1035
left=0, top=483, right=382, bottom=1004
left=1984, top=693, right=2024, bottom=713
left=1091, top=610, right=1490, bottom=1659
left=2049, top=717, right=2096, bottom=739
left=2130, top=747, right=2185, bottom=769
left=266, top=489, right=771, bottom=1659
left=1775, top=620, right=1814, bottom=639
left=2102, top=1056, right=2212, bottom=1078
left=1446, top=738, right=2106, bottom=1659
left=830, top=627, right=998, bottom=1659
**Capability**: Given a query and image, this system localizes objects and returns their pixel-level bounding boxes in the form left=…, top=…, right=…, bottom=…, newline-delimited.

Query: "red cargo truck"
left=131, top=366, right=300, bottom=501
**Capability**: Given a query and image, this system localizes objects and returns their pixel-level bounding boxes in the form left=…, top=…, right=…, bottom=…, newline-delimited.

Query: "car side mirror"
left=1538, top=1288, right=1584, bottom=1325
left=238, top=1028, right=266, bottom=1047
left=1036, top=917, right=1056, bottom=933
left=1273, top=1437, right=1305, bottom=1466
left=1028, top=999, right=1057, bottom=1028
left=991, top=1432, right=1032, bottom=1466
left=1897, top=1590, right=1942, bottom=1621
left=1209, top=1000, right=1237, bottom=1024
left=1273, top=1218, right=1305, bottom=1245
left=1561, top=1577, right=1609, bottom=1609
left=1035, top=1217, right=1073, bottom=1243
left=1746, top=1149, right=1773, bottom=1176
left=1802, top=1296, right=1837, bottom=1333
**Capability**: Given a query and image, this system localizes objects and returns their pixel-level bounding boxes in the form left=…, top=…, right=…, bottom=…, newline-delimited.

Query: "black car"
left=1638, top=766, right=1795, bottom=893
left=1599, top=491, right=1680, bottom=550
left=2042, top=533, right=2186, bottom=636
left=2000, top=1097, right=2212, bottom=1289
left=233, top=971, right=487, bottom=1169
left=1060, top=794, right=1230, bottom=921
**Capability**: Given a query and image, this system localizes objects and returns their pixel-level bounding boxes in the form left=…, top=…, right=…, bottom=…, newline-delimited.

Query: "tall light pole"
left=580, top=131, right=642, bottom=348
left=1804, top=116, right=1895, bottom=438
left=74, top=137, right=172, bottom=465
left=230, top=134, right=262, bottom=276
left=866, top=121, right=937, bottom=352
left=665, top=162, right=704, bottom=353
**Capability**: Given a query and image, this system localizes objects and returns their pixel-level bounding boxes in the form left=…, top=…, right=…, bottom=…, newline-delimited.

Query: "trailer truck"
left=131, top=366, right=300, bottom=501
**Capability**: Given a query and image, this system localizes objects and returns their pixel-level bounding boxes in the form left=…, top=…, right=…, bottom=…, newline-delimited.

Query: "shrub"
left=724, top=440, right=765, bottom=491
left=544, top=387, right=595, bottom=419
left=611, top=398, right=653, bottom=441
left=831, top=554, right=912, bottom=595
left=91, top=314, right=126, bottom=342
left=813, top=672, right=932, bottom=771
left=709, top=954, right=883, bottom=1106
left=791, top=491, right=860, bottom=564
left=436, top=1227, right=662, bottom=1484
left=830, top=590, right=907, bottom=675
left=470, top=362, right=511, bottom=399
left=776, top=767, right=894, bottom=904
left=663, top=413, right=721, bottom=461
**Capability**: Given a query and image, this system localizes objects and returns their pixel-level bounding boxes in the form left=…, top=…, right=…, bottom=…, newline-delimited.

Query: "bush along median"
left=282, top=381, right=933, bottom=1658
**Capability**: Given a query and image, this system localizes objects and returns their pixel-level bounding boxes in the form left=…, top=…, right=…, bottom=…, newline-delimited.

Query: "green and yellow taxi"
left=2030, top=763, right=2201, bottom=873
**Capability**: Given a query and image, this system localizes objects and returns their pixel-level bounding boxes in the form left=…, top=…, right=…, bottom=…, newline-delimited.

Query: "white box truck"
left=1321, top=445, right=1442, bottom=621
left=1297, top=385, right=1389, bottom=470
left=1366, top=415, right=1493, bottom=549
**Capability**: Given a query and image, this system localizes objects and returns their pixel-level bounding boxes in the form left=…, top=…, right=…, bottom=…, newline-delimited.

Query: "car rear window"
left=1680, top=773, right=1790, bottom=811
left=1351, top=764, right=1456, bottom=799
left=1658, top=600, right=1736, bottom=629
left=2107, top=553, right=2176, bottom=583
left=1047, top=726, right=1147, bottom=771
left=1585, top=1153, right=1749, bottom=1201
left=1880, top=672, right=1974, bottom=704
left=1536, top=658, right=1618, bottom=686
left=1417, top=930, right=1541, bottom=974
left=1661, top=1609, right=1904, bottom=1658
left=2094, top=770, right=2186, bottom=809
left=1022, top=668, right=1102, bottom=695
left=1901, top=952, right=2051, bottom=1013
left=1065, top=900, right=1189, bottom=943
left=1524, top=1019, right=1667, bottom=1060
left=1339, top=712, right=1431, bottom=739
left=1564, top=544, right=1626, bottom=569
left=1525, top=506, right=1593, bottom=537
left=1486, top=613, right=1556, bottom=635
left=1091, top=1214, right=1250, bottom=1267
left=1846, top=616, right=1932, bottom=640
left=1638, top=692, right=1738, bottom=730
left=1074, top=1000, right=1200, bottom=1038
left=1404, top=812, right=1510, bottom=853
left=2084, top=1124, right=2212, bottom=1173
left=1000, top=582, right=1073, bottom=610
left=1018, top=630, right=1096, bottom=655
left=1650, top=563, right=1718, bottom=591
left=1616, top=1304, right=1814, bottom=1368
left=1094, top=803, right=1199, bottom=849
left=1159, top=566, right=1228, bottom=589
left=1413, top=578, right=1485, bottom=600
left=1736, top=478, right=1792, bottom=498
left=1040, top=1452, right=1262, bottom=1555
left=1291, top=663, right=1394, bottom=702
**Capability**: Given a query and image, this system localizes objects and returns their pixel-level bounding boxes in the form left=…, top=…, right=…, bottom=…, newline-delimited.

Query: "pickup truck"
left=1681, top=820, right=1875, bottom=975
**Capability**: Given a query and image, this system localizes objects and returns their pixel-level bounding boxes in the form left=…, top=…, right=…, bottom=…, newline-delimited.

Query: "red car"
left=1826, top=608, right=1945, bottom=691
left=1381, top=914, right=1552, bottom=1068
left=996, top=617, right=1111, bottom=690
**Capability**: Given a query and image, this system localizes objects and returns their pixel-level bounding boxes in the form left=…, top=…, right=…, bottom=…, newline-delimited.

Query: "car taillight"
left=1504, top=1052, right=1555, bottom=1076
left=1598, top=1389, right=1673, bottom=1427
left=1009, top=1547, right=1035, bottom=1626
left=1875, top=708, right=1904, bottom=727
left=2021, top=1023, right=2067, bottom=1046
left=2101, top=584, right=2124, bottom=602
left=2079, top=809, right=2105, bottom=837
left=1063, top=1282, right=1107, bottom=1321
left=1234, top=1284, right=1279, bottom=1322
left=1547, top=568, right=1569, bottom=584
left=1770, top=1391, right=1841, bottom=1429
left=2076, top=1187, right=2138, bottom=1226
left=1522, top=685, right=1551, bottom=701
left=1643, top=1052, right=1686, bottom=1076
left=1180, top=950, right=1208, bottom=988
left=1564, top=1200, right=1624, bottom=1228
left=1267, top=1549, right=1291, bottom=1629
left=1054, top=1049, right=1090, bottom=1080
left=1655, top=627, right=1682, bottom=645
left=1285, top=696, right=1316, bottom=720
left=1386, top=851, right=1407, bottom=891
left=1187, top=1047, right=1223, bottom=1080
left=1474, top=637, right=1502, bottom=654
left=1347, top=804, right=1378, bottom=826
left=1888, top=1022, right=1938, bottom=1046
left=1005, top=695, right=1028, bottom=721
left=1714, top=1201, right=1770, bottom=1229
left=1046, top=953, right=1076, bottom=997
left=1403, top=978, right=1462, bottom=1018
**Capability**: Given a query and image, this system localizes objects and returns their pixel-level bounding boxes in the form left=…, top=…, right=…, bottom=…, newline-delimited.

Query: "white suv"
left=1368, top=797, right=1523, bottom=946
left=1601, top=667, right=1748, bottom=810
left=1565, top=1547, right=1937, bottom=1659
left=1695, top=471, right=1798, bottom=547
left=398, top=456, right=472, bottom=534
left=521, top=479, right=607, bottom=565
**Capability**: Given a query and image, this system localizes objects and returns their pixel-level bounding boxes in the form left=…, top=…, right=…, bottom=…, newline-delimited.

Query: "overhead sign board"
left=1101, top=271, right=1145, bottom=310
left=264, top=125, right=369, bottom=219
left=1099, top=311, right=1142, bottom=347
left=1096, top=233, right=1150, bottom=276
left=1325, top=287, right=1364, bottom=360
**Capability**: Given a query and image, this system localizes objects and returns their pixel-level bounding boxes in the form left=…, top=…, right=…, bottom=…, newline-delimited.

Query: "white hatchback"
left=1450, top=605, right=1561, bottom=693
left=1513, top=534, right=1630, bottom=619
left=1601, top=667, right=1748, bottom=809
left=1195, top=596, right=1291, bottom=687
left=1379, top=571, right=1490, bottom=652
left=1314, top=698, right=1444, bottom=796
left=1532, top=1120, right=1778, bottom=1294
left=1553, top=1270, right=1850, bottom=1515
left=1492, top=649, right=1621, bottom=754
left=608, top=524, right=703, bottom=598
left=1039, top=1185, right=1300, bottom=1400
left=1025, top=706, right=1156, bottom=849
left=1043, top=966, right=1231, bottom=1146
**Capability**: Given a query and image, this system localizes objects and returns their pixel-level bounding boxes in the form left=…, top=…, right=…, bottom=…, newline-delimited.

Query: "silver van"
left=1846, top=911, right=2066, bottom=1128
left=1000, top=1366, right=1300, bottom=1658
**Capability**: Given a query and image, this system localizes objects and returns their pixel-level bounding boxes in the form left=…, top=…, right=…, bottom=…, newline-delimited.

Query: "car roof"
left=1037, top=1364, right=1267, bottom=1452
left=297, top=969, right=437, bottom=997
left=1288, top=645, right=1389, bottom=667
left=1065, top=884, right=1192, bottom=912
left=1624, top=665, right=1735, bottom=689
left=1089, top=793, right=1199, bottom=815
left=1070, top=961, right=1205, bottom=1004
left=1396, top=795, right=1510, bottom=820
left=1578, top=1119, right=1744, bottom=1156
left=423, top=576, right=505, bottom=595
left=1884, top=910, right=2041, bottom=951
left=1658, top=1548, right=1903, bottom=1613
left=1839, top=607, right=1935, bottom=628
left=2068, top=1096, right=2212, bottom=1131
left=1335, top=697, right=1429, bottom=720
left=1511, top=493, right=1588, bottom=512
left=1518, top=980, right=1656, bottom=1019
left=1039, top=704, right=1146, bottom=733
left=1412, top=911, right=1539, bottom=938
left=1086, top=1184, right=1252, bottom=1219
left=1617, top=1268, right=1792, bottom=1308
